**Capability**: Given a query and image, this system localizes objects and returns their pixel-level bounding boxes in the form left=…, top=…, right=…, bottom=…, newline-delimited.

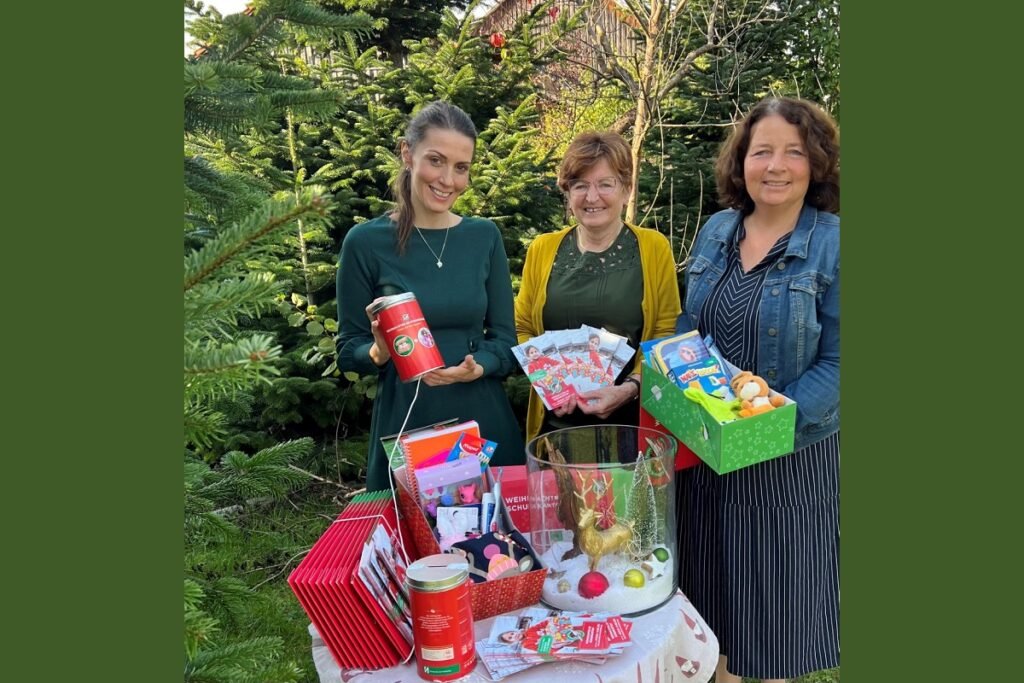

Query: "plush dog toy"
left=730, top=371, right=786, bottom=418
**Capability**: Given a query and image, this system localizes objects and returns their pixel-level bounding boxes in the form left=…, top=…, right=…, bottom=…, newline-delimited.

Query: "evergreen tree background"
left=183, top=1, right=839, bottom=680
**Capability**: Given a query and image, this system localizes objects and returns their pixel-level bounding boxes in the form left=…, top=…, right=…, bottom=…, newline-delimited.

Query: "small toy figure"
left=730, top=371, right=786, bottom=417
left=457, top=482, right=480, bottom=504
left=573, top=484, right=634, bottom=572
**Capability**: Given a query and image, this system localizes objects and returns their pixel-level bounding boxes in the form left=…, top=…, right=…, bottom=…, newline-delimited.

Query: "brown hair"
left=391, top=101, right=478, bottom=253
left=715, top=97, right=840, bottom=215
left=557, top=131, right=633, bottom=192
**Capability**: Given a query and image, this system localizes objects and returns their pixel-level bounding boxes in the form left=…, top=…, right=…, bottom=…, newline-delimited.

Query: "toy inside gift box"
left=388, top=421, right=546, bottom=620
left=640, top=332, right=797, bottom=474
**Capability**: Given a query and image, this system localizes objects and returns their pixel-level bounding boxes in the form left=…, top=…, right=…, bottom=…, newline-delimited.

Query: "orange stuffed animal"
left=729, top=371, right=786, bottom=418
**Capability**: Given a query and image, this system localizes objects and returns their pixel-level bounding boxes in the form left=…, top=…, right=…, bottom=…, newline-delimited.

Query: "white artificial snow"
left=538, top=541, right=675, bottom=615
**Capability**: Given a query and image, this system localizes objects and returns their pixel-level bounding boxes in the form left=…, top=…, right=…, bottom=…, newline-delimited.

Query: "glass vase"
left=525, top=424, right=678, bottom=616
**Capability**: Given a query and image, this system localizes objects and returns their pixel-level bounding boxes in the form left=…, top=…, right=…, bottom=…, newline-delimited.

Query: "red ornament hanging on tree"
left=548, top=6, right=560, bottom=20
left=489, top=32, right=506, bottom=49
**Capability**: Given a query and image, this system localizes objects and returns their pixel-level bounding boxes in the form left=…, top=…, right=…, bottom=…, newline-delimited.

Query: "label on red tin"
left=408, top=560, right=475, bottom=682
left=374, top=295, right=444, bottom=383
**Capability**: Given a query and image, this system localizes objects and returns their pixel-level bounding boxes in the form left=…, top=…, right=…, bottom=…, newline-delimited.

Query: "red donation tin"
left=406, top=553, right=476, bottom=681
left=369, top=293, right=444, bottom=383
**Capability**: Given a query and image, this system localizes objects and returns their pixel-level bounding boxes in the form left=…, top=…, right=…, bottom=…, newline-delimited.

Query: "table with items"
left=310, top=589, right=718, bottom=683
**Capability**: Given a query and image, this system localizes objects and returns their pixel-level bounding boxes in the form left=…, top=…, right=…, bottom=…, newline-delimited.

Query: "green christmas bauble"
left=623, top=569, right=646, bottom=588
left=652, top=547, right=670, bottom=562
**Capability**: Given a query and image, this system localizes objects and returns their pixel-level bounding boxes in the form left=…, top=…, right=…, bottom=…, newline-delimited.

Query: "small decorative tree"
left=625, top=451, right=658, bottom=562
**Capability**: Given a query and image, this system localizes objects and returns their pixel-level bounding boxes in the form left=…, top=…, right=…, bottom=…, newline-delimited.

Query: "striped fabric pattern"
left=678, top=224, right=840, bottom=679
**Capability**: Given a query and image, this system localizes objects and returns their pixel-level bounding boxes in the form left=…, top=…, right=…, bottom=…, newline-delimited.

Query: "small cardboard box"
left=641, top=361, right=796, bottom=474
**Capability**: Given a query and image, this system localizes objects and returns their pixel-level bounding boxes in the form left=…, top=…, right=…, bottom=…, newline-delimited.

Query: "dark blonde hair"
left=557, top=132, right=633, bottom=192
left=392, top=101, right=478, bottom=253
left=715, top=97, right=840, bottom=215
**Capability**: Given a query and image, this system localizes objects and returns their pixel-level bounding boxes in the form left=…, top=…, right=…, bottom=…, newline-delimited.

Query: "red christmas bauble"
left=489, top=32, right=506, bottom=49
left=578, top=571, right=610, bottom=599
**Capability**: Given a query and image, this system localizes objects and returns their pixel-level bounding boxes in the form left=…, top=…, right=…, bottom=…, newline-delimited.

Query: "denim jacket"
left=676, top=204, right=839, bottom=450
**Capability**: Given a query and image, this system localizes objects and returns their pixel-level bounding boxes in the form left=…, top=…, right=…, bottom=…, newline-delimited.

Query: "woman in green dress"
left=336, top=101, right=524, bottom=492
left=515, top=132, right=681, bottom=443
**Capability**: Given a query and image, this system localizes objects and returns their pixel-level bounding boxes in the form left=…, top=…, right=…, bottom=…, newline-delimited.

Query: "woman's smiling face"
left=566, top=158, right=628, bottom=234
left=401, top=127, right=475, bottom=220
left=743, top=114, right=810, bottom=213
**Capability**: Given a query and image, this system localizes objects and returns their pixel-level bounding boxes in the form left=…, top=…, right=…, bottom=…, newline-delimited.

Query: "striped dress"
left=678, top=224, right=840, bottom=679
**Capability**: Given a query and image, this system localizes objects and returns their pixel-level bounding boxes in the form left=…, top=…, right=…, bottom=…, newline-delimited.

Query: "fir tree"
left=184, top=190, right=334, bottom=683
left=625, top=451, right=658, bottom=561
left=184, top=3, right=367, bottom=680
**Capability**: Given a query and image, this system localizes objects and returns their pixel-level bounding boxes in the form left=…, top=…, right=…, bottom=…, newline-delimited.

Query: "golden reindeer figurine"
left=573, top=485, right=635, bottom=572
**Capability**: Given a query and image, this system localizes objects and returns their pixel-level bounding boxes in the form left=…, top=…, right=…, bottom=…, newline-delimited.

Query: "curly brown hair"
left=715, top=97, right=839, bottom=215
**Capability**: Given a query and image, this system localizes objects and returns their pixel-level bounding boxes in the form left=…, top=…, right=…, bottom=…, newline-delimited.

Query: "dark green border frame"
left=840, top=3, right=1014, bottom=679
left=8, top=2, right=185, bottom=681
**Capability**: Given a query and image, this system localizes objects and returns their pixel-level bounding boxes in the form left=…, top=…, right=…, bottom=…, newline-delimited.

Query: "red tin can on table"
left=369, top=293, right=444, bottom=383
left=406, top=554, right=476, bottom=681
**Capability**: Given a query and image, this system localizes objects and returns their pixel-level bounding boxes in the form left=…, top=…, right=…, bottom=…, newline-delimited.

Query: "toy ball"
left=652, top=546, right=670, bottom=563
left=623, top=569, right=646, bottom=588
left=440, top=493, right=454, bottom=506
left=578, top=571, right=610, bottom=599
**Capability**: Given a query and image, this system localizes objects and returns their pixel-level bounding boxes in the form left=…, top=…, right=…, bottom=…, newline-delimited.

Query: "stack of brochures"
left=513, top=326, right=635, bottom=410
left=476, top=607, right=633, bottom=680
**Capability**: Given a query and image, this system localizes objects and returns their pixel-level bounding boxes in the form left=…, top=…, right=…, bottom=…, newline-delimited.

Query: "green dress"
left=336, top=215, right=525, bottom=491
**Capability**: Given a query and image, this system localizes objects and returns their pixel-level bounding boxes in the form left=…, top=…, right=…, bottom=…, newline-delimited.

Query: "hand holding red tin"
left=422, top=354, right=484, bottom=386
left=364, top=298, right=391, bottom=366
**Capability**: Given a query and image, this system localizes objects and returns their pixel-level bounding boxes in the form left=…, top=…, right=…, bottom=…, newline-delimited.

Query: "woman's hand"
left=552, top=394, right=579, bottom=418
left=422, top=354, right=484, bottom=386
left=364, top=299, right=390, bottom=366
left=576, top=382, right=638, bottom=420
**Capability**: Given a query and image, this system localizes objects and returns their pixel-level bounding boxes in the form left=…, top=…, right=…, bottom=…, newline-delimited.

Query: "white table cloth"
left=310, top=589, right=718, bottom=683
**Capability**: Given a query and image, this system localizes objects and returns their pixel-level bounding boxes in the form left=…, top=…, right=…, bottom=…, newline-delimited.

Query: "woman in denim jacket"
left=676, top=97, right=839, bottom=683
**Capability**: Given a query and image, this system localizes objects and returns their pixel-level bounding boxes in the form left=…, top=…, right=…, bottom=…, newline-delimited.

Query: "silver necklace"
left=416, top=226, right=450, bottom=268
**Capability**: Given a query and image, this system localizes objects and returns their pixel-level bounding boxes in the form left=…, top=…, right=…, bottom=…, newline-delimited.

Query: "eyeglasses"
left=567, top=177, right=621, bottom=197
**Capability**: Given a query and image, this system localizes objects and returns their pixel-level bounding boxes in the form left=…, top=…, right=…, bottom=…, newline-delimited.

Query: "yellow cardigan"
left=514, top=223, right=682, bottom=443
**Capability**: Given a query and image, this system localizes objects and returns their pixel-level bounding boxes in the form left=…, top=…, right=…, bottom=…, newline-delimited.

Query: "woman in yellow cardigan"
left=515, top=132, right=681, bottom=443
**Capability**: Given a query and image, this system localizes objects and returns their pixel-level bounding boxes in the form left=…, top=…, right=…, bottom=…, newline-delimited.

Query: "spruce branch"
left=184, top=274, right=283, bottom=338
left=185, top=635, right=300, bottom=683
left=184, top=334, right=283, bottom=404
left=184, top=404, right=229, bottom=451
left=199, top=438, right=314, bottom=504
left=183, top=190, right=331, bottom=292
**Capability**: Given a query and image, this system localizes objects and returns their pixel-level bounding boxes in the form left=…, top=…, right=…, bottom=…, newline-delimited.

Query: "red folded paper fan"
left=288, top=491, right=414, bottom=670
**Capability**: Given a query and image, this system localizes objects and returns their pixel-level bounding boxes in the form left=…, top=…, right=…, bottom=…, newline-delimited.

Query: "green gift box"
left=640, top=361, right=796, bottom=474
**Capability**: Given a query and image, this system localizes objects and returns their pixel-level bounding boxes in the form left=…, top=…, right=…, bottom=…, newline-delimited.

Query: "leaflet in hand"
left=513, top=326, right=635, bottom=410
